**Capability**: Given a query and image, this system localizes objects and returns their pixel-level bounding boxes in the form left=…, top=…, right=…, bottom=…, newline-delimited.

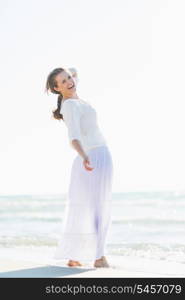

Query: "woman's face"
left=54, top=69, right=77, bottom=97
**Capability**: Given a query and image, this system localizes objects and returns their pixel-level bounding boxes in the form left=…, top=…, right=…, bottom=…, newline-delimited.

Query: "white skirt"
left=53, top=145, right=114, bottom=261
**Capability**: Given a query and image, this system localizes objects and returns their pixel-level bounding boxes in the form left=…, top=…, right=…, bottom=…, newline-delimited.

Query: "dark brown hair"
left=45, top=68, right=65, bottom=121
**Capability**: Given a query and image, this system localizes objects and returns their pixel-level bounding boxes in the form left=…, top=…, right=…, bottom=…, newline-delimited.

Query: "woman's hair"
left=45, top=67, right=65, bottom=121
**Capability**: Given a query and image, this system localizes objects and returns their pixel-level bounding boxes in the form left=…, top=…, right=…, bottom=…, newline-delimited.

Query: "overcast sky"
left=0, top=0, right=185, bottom=195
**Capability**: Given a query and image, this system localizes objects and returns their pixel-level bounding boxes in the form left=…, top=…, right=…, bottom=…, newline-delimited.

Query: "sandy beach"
left=1, top=255, right=185, bottom=278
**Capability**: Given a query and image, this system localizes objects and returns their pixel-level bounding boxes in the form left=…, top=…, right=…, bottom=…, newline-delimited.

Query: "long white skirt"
left=53, top=145, right=114, bottom=261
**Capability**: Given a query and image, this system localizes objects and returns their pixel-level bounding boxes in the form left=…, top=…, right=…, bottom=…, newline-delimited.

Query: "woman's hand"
left=71, top=140, right=94, bottom=171
left=83, top=155, right=94, bottom=171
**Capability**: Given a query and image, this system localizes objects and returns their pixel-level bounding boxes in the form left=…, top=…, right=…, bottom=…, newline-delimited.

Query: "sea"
left=0, top=191, right=185, bottom=267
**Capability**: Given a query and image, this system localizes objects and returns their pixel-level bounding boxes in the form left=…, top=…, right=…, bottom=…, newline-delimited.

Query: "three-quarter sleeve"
left=62, top=100, right=82, bottom=143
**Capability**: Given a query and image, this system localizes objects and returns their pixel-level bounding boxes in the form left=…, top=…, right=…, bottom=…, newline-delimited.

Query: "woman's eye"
left=68, top=75, right=71, bottom=79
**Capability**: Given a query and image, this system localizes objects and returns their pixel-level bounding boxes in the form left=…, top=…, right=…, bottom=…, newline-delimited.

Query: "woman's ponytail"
left=45, top=68, right=65, bottom=121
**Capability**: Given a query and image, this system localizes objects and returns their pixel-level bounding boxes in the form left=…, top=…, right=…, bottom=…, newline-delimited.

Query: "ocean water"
left=0, top=191, right=185, bottom=265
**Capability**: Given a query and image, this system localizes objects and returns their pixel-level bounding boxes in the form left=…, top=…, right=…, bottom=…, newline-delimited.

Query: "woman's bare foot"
left=67, top=260, right=83, bottom=267
left=94, top=256, right=110, bottom=268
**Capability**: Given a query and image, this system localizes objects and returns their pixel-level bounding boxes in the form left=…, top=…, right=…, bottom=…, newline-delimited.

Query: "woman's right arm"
left=62, top=101, right=94, bottom=171
left=71, top=139, right=94, bottom=171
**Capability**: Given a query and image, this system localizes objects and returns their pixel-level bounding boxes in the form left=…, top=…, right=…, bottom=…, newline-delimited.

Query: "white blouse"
left=60, top=98, right=107, bottom=152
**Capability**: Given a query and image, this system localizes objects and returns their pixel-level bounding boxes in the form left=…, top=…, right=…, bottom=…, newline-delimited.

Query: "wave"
left=0, top=237, right=57, bottom=247
left=1, top=214, right=185, bottom=225
left=1, top=238, right=185, bottom=264
left=112, top=218, right=185, bottom=225
left=107, top=242, right=185, bottom=264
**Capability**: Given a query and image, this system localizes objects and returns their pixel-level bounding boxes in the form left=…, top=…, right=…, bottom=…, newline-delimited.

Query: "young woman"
left=45, top=67, right=114, bottom=268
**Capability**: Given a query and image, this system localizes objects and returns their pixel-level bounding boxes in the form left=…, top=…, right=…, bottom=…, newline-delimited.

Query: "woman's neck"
left=62, top=93, right=79, bottom=101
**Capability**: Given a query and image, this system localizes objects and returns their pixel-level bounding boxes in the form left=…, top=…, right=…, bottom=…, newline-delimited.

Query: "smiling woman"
left=45, top=67, right=114, bottom=268
left=45, top=67, right=78, bottom=121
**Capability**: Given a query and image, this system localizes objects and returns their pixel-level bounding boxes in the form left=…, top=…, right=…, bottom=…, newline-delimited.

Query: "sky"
left=0, top=0, right=185, bottom=195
